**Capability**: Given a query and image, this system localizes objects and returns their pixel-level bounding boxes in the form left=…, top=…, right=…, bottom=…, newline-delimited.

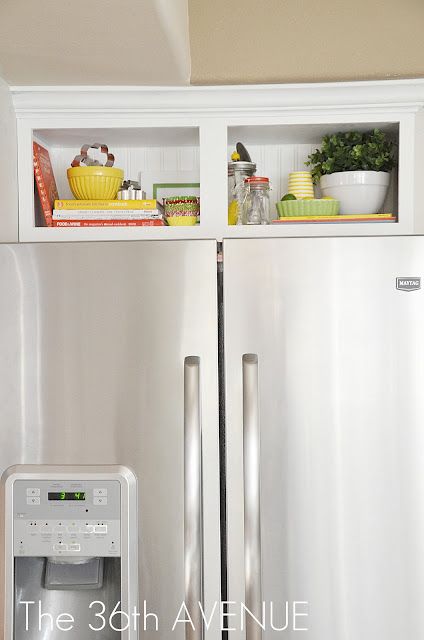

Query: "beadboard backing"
left=49, top=146, right=200, bottom=201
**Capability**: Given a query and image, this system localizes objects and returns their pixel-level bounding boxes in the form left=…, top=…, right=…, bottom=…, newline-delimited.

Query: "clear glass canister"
left=242, top=177, right=271, bottom=225
left=228, top=161, right=256, bottom=225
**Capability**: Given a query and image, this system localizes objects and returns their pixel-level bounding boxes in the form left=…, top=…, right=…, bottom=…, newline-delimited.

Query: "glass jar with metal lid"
left=228, top=161, right=256, bottom=225
left=242, top=176, right=271, bottom=225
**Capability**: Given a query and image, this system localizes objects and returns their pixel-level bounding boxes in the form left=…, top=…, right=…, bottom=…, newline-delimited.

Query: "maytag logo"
left=396, top=277, right=421, bottom=292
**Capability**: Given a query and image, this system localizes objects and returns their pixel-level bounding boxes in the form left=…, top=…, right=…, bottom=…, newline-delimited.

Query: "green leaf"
left=305, top=128, right=397, bottom=180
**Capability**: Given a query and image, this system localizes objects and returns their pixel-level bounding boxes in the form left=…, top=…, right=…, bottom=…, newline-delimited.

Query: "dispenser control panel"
left=13, top=479, right=121, bottom=557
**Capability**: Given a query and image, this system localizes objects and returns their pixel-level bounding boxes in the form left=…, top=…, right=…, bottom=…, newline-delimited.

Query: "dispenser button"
left=68, top=544, right=81, bottom=552
left=94, top=525, right=107, bottom=534
left=81, top=525, right=95, bottom=534
left=93, top=497, right=107, bottom=505
left=93, top=488, right=108, bottom=497
left=53, top=543, right=67, bottom=551
left=26, top=488, right=40, bottom=497
left=26, top=497, right=40, bottom=505
left=41, top=527, right=53, bottom=534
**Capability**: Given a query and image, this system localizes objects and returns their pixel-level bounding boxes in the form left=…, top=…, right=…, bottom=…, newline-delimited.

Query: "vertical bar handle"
left=184, top=356, right=203, bottom=640
left=242, top=354, right=262, bottom=640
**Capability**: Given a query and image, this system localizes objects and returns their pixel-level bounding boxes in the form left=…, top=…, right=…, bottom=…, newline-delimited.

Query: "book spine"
left=54, top=199, right=159, bottom=211
left=33, top=145, right=53, bottom=227
left=52, top=210, right=163, bottom=220
left=52, top=219, right=166, bottom=227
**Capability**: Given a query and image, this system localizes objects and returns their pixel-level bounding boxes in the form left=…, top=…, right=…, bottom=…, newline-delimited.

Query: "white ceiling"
left=0, top=0, right=190, bottom=85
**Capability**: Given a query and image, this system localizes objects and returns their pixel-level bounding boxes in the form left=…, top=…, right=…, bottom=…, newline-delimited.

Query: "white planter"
left=320, top=171, right=390, bottom=215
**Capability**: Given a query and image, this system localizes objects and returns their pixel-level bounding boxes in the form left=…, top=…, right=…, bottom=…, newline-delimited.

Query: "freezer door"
left=0, top=241, right=220, bottom=640
left=224, top=237, right=424, bottom=640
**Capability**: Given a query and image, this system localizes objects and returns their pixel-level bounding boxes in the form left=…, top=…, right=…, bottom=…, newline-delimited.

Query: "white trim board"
left=10, top=79, right=424, bottom=117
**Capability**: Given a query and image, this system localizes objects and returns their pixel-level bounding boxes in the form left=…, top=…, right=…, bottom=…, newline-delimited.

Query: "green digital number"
left=60, top=492, right=65, bottom=500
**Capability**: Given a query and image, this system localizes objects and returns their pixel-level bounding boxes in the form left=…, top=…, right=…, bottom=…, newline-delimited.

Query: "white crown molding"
left=10, top=79, right=424, bottom=118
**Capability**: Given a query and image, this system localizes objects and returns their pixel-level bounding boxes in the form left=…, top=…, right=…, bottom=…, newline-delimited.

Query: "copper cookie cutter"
left=71, top=143, right=115, bottom=167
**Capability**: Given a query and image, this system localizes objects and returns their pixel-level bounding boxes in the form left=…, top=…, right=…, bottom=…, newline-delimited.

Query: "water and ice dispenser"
left=1, top=465, right=138, bottom=640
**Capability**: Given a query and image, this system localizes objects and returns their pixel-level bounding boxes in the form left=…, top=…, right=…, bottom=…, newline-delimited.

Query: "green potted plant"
left=306, top=129, right=397, bottom=214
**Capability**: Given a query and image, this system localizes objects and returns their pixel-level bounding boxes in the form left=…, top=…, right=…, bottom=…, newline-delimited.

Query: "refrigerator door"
left=224, top=237, right=424, bottom=640
left=0, top=240, right=220, bottom=640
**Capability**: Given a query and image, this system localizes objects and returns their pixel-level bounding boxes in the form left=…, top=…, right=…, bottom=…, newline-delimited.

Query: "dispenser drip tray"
left=44, top=556, right=104, bottom=590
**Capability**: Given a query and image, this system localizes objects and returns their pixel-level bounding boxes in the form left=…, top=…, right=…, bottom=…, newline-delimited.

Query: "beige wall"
left=0, top=0, right=190, bottom=85
left=188, top=0, right=424, bottom=85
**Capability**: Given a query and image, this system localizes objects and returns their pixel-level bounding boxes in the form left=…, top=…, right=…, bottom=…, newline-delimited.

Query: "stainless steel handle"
left=242, top=354, right=262, bottom=640
left=184, top=356, right=203, bottom=640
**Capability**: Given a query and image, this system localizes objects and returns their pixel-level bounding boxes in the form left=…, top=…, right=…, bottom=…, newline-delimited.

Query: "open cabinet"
left=1, top=79, right=424, bottom=241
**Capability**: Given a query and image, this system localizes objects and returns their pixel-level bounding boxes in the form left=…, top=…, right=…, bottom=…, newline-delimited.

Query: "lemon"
left=281, top=193, right=297, bottom=201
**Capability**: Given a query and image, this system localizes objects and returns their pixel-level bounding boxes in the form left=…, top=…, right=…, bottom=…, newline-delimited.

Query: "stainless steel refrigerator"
left=1, top=236, right=423, bottom=640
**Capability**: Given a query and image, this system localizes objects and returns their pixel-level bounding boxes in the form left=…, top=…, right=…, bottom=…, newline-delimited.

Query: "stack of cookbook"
left=52, top=199, right=165, bottom=227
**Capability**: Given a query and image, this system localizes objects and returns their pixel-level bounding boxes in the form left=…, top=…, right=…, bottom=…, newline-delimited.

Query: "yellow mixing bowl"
left=166, top=216, right=197, bottom=226
left=67, top=166, right=124, bottom=200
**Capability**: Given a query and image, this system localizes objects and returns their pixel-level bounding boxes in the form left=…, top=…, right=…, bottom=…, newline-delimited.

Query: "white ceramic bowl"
left=320, top=171, right=390, bottom=215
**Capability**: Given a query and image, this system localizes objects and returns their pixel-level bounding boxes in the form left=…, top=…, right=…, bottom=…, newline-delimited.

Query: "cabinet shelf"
left=21, top=224, right=206, bottom=243
left=227, top=120, right=399, bottom=224
left=31, top=125, right=200, bottom=235
left=223, top=221, right=399, bottom=239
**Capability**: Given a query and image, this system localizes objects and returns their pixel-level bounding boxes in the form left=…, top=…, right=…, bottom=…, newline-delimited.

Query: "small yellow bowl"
left=166, top=216, right=198, bottom=226
left=67, top=166, right=124, bottom=200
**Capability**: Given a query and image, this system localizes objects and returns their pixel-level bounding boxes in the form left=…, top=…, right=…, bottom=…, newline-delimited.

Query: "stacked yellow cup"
left=288, top=171, right=314, bottom=199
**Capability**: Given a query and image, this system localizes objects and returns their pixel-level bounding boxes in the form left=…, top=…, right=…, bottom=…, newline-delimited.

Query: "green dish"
left=276, top=199, right=340, bottom=217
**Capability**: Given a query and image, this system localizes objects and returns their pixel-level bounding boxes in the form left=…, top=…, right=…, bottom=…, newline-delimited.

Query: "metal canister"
left=228, top=161, right=256, bottom=225
left=117, top=180, right=143, bottom=200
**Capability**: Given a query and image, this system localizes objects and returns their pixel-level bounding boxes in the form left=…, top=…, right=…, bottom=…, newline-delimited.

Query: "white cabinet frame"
left=10, top=80, right=424, bottom=242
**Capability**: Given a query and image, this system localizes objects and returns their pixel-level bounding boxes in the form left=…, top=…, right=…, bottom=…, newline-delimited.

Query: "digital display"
left=48, top=492, right=86, bottom=501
